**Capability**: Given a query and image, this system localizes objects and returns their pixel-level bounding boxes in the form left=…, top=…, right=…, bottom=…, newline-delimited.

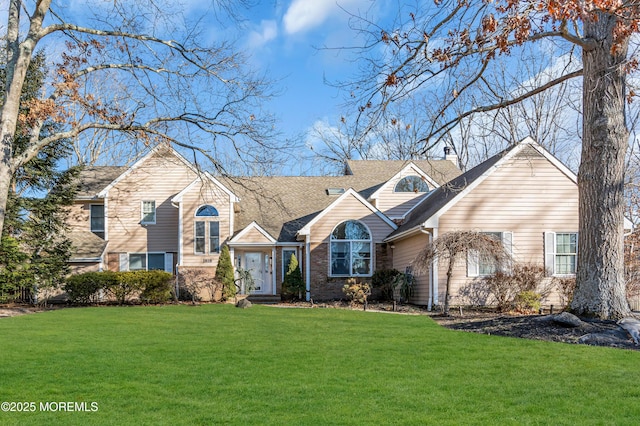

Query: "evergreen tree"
left=282, top=253, right=304, bottom=301
left=0, top=51, right=79, bottom=302
left=215, top=245, right=235, bottom=300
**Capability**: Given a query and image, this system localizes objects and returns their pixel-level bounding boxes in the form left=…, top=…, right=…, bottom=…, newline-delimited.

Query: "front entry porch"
left=233, top=248, right=276, bottom=296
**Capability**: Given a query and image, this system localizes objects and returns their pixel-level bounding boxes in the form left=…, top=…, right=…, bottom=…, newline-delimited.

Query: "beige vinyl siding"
left=107, top=152, right=197, bottom=254
left=392, top=232, right=431, bottom=305
left=436, top=154, right=578, bottom=306
left=67, top=201, right=96, bottom=232
left=375, top=166, right=433, bottom=218
left=309, top=194, right=395, bottom=243
left=233, top=227, right=273, bottom=243
left=179, top=181, right=232, bottom=268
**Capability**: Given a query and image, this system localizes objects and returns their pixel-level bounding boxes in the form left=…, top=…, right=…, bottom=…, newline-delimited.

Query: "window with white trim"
left=141, top=200, right=156, bottom=224
left=330, top=220, right=372, bottom=276
left=124, top=252, right=172, bottom=272
left=283, top=248, right=296, bottom=279
left=90, top=204, right=105, bottom=238
left=394, top=175, right=429, bottom=193
left=194, top=205, right=220, bottom=254
left=195, top=221, right=206, bottom=254
left=545, top=232, right=577, bottom=275
left=209, top=221, right=220, bottom=254
left=468, top=232, right=513, bottom=277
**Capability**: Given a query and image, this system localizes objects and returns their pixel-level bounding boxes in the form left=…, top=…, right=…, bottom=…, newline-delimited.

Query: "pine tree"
left=215, top=245, right=235, bottom=300
left=282, top=253, right=304, bottom=301
left=0, top=51, right=79, bottom=302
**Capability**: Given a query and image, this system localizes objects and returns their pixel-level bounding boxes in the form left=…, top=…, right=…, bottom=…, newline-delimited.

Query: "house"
left=66, top=137, right=586, bottom=307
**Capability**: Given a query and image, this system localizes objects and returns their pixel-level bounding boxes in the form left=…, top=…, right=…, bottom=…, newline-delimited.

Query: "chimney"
left=443, top=146, right=458, bottom=167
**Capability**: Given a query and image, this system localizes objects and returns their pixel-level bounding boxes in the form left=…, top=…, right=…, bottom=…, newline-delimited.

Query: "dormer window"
left=394, top=175, right=429, bottom=193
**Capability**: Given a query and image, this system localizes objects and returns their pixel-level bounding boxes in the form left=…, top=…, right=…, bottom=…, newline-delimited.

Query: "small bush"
left=342, top=278, right=371, bottom=305
left=392, top=272, right=414, bottom=303
left=371, top=268, right=401, bottom=301
left=66, top=270, right=174, bottom=304
left=139, top=271, right=173, bottom=304
left=485, top=263, right=547, bottom=311
left=216, top=246, right=235, bottom=300
left=104, top=272, right=144, bottom=304
left=64, top=271, right=117, bottom=304
left=514, top=291, right=541, bottom=314
left=554, top=277, right=576, bottom=308
left=281, top=254, right=304, bottom=301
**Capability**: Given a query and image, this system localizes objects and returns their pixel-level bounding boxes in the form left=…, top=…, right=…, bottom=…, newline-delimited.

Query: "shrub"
left=64, top=271, right=117, bottom=304
left=513, top=291, right=542, bottom=314
left=392, top=272, right=414, bottom=303
left=554, top=277, right=576, bottom=308
left=342, top=278, right=371, bottom=305
left=216, top=245, right=235, bottom=300
left=106, top=271, right=147, bottom=305
left=485, top=263, right=547, bottom=311
left=178, top=268, right=216, bottom=303
left=139, top=270, right=173, bottom=304
left=281, top=254, right=304, bottom=300
left=371, top=268, right=401, bottom=301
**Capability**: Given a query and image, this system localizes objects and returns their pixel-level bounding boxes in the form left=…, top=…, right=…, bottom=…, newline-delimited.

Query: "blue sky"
left=233, top=0, right=386, bottom=144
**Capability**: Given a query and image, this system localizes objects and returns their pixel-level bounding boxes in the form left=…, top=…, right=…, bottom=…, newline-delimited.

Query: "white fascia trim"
left=70, top=258, right=103, bottom=263
left=369, top=162, right=441, bottom=200
left=229, top=221, right=277, bottom=244
left=227, top=242, right=276, bottom=248
left=297, top=188, right=397, bottom=237
left=520, top=137, right=577, bottom=184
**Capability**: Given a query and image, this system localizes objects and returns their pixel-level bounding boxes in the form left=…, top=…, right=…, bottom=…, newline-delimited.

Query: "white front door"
left=245, top=252, right=270, bottom=294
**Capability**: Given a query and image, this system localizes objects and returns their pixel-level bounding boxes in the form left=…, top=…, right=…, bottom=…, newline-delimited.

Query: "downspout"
left=419, top=225, right=435, bottom=311
left=305, top=235, right=311, bottom=302
left=171, top=199, right=182, bottom=298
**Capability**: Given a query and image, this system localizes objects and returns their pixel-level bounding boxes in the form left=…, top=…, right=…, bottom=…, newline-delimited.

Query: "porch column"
left=271, top=247, right=277, bottom=295
left=305, top=235, right=311, bottom=301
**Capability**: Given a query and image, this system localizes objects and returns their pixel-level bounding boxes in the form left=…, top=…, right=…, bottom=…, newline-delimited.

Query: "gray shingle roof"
left=68, top=230, right=108, bottom=261
left=345, top=159, right=461, bottom=184
left=75, top=166, right=126, bottom=198
left=224, top=175, right=387, bottom=242
left=225, top=160, right=461, bottom=242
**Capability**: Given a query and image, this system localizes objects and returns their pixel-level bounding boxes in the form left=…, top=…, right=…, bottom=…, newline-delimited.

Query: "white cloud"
left=247, top=20, right=278, bottom=49
left=283, top=0, right=367, bottom=35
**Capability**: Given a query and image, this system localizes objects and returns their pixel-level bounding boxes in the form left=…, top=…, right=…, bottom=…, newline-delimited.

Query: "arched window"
left=195, top=205, right=219, bottom=217
left=194, top=205, right=220, bottom=254
left=394, top=175, right=429, bottom=193
left=330, top=220, right=372, bottom=276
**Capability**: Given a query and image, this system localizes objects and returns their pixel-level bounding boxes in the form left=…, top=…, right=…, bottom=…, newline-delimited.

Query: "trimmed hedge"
left=64, top=270, right=173, bottom=305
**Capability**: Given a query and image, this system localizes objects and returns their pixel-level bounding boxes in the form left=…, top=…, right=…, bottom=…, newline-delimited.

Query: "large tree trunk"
left=571, top=13, right=631, bottom=319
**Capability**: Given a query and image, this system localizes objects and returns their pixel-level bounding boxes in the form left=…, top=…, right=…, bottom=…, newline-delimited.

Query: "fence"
left=0, top=286, right=33, bottom=304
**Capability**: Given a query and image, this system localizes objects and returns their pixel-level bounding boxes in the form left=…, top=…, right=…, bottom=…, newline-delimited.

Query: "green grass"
left=1, top=305, right=639, bottom=425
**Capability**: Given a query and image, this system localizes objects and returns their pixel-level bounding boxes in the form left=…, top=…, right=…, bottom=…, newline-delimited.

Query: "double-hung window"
left=468, top=231, right=513, bottom=277
left=195, top=221, right=206, bottom=254
left=141, top=200, right=156, bottom=224
left=545, top=232, right=578, bottom=275
left=90, top=204, right=105, bottom=238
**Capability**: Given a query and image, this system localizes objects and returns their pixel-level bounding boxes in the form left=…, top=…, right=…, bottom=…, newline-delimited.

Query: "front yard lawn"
left=1, top=304, right=639, bottom=425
